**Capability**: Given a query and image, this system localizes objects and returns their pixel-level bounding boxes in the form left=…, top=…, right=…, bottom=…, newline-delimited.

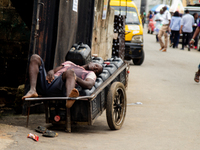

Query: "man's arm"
left=190, top=26, right=200, bottom=45
left=180, top=25, right=183, bottom=34
left=180, top=18, right=184, bottom=34
left=76, top=77, right=95, bottom=90
left=168, top=20, right=171, bottom=31
left=46, top=65, right=63, bottom=83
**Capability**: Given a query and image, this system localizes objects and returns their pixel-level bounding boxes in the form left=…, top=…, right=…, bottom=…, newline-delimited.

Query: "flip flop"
left=42, top=130, right=58, bottom=137
left=194, top=72, right=200, bottom=83
left=35, top=126, right=47, bottom=134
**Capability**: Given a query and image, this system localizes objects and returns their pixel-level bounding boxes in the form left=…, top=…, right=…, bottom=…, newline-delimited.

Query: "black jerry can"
left=95, top=77, right=104, bottom=88
left=79, top=86, right=96, bottom=96
left=105, top=57, right=123, bottom=68
left=92, top=57, right=104, bottom=64
left=65, top=42, right=91, bottom=66
left=99, top=70, right=110, bottom=81
left=104, top=64, right=117, bottom=74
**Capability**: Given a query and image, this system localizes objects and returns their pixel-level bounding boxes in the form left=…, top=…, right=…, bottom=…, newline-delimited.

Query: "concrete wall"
left=91, top=0, right=115, bottom=60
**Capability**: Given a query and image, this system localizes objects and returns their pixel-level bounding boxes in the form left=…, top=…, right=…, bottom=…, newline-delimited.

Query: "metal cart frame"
left=25, top=63, right=129, bottom=132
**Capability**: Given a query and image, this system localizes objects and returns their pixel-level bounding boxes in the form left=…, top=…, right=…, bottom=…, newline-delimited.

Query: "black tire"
left=106, top=82, right=127, bottom=130
left=132, top=51, right=145, bottom=65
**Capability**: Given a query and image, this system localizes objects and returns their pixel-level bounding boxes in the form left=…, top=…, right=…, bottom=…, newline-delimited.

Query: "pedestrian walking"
left=189, top=21, right=200, bottom=82
left=180, top=9, right=194, bottom=51
left=154, top=9, right=163, bottom=42
left=158, top=6, right=171, bottom=52
left=192, top=13, right=199, bottom=49
left=169, top=11, right=181, bottom=48
left=140, top=12, right=145, bottom=27
left=147, top=11, right=153, bottom=27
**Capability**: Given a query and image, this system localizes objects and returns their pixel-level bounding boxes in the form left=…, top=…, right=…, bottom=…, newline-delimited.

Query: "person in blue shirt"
left=147, top=11, right=153, bottom=27
left=180, top=9, right=194, bottom=51
left=169, top=11, right=181, bottom=48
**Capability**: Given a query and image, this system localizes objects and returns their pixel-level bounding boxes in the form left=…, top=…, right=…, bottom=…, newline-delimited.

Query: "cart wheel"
left=106, top=82, right=127, bottom=130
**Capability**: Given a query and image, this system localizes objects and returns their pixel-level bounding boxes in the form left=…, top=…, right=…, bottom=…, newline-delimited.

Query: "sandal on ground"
left=194, top=72, right=200, bottom=83
left=35, top=126, right=47, bottom=134
left=42, top=130, right=58, bottom=137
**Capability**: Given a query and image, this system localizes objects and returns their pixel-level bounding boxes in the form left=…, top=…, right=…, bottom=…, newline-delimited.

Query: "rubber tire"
left=132, top=51, right=145, bottom=65
left=106, top=82, right=127, bottom=130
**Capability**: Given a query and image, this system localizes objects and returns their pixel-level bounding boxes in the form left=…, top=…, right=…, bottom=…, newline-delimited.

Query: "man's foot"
left=195, top=46, right=197, bottom=49
left=162, top=49, right=166, bottom=52
left=194, top=72, right=200, bottom=83
left=159, top=47, right=164, bottom=51
left=188, top=47, right=190, bottom=51
left=169, top=43, right=173, bottom=47
left=66, top=88, right=79, bottom=108
left=180, top=48, right=184, bottom=50
left=22, top=90, right=38, bottom=100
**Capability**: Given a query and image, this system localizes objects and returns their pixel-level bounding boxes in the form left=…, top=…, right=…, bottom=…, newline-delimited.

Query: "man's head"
left=163, top=6, right=167, bottom=12
left=160, top=9, right=163, bottom=14
left=185, top=9, right=189, bottom=14
left=87, top=62, right=103, bottom=76
left=193, top=13, right=198, bottom=19
left=174, top=11, right=179, bottom=17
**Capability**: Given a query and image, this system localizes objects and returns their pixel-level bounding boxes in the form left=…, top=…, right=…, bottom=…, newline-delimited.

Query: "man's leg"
left=175, top=34, right=180, bottom=48
left=22, top=54, right=42, bottom=99
left=156, top=34, right=158, bottom=42
left=182, top=33, right=186, bottom=49
left=194, top=64, right=200, bottom=83
left=62, top=70, right=79, bottom=108
left=170, top=30, right=174, bottom=46
left=162, top=26, right=168, bottom=51
left=173, top=31, right=179, bottom=48
left=187, top=32, right=193, bottom=51
left=158, top=28, right=164, bottom=50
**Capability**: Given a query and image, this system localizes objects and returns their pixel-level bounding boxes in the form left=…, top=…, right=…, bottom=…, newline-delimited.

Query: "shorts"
left=36, top=59, right=66, bottom=97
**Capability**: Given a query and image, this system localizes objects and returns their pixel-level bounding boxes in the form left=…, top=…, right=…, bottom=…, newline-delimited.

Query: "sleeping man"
left=22, top=54, right=103, bottom=108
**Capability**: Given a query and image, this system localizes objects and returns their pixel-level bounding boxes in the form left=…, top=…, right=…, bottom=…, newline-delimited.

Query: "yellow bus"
left=110, top=0, right=144, bottom=65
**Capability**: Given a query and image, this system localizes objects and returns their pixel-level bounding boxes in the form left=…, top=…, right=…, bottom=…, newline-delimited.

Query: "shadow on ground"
left=0, top=113, right=110, bottom=134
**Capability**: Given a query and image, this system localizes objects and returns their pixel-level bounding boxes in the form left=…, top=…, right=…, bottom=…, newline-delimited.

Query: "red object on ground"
left=104, top=62, right=110, bottom=65
left=127, top=71, right=130, bottom=74
left=54, top=115, right=61, bottom=122
left=27, top=133, right=39, bottom=142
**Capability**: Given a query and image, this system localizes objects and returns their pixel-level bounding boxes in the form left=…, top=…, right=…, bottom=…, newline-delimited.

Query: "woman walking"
left=169, top=11, right=181, bottom=48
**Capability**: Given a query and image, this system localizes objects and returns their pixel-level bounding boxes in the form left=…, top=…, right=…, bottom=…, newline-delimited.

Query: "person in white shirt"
left=154, top=9, right=163, bottom=42
left=180, top=9, right=194, bottom=51
left=158, top=6, right=171, bottom=52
